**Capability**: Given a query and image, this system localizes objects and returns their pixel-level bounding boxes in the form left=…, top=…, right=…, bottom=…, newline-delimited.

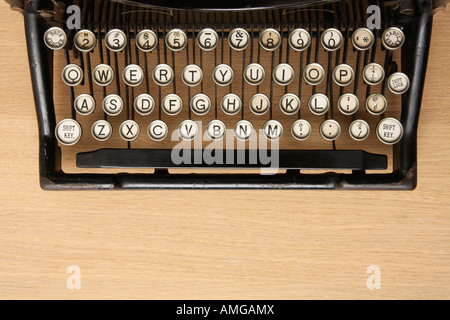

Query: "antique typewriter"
left=5, top=0, right=446, bottom=189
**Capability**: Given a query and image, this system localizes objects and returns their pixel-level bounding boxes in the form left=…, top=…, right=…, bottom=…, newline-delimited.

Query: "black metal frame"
left=21, top=0, right=433, bottom=189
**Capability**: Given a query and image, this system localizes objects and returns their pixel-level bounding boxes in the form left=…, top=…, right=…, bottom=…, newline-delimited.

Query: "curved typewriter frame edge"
left=23, top=0, right=433, bottom=190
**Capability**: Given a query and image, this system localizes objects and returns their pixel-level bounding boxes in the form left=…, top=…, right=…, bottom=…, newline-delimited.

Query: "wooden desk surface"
left=0, top=3, right=449, bottom=300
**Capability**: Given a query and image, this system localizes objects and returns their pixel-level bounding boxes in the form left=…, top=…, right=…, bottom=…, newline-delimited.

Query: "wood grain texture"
left=0, top=2, right=449, bottom=299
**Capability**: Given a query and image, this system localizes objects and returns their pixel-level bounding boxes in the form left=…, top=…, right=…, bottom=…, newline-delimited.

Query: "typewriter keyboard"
left=45, top=3, right=407, bottom=174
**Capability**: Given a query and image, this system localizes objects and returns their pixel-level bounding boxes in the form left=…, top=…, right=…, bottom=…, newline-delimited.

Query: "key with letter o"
left=303, top=63, right=325, bottom=86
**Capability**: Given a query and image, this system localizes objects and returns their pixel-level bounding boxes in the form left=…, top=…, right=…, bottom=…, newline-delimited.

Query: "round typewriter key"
left=197, top=28, right=219, bottom=51
left=279, top=93, right=300, bottom=115
left=105, top=29, right=127, bottom=52
left=136, top=29, right=158, bottom=52
left=352, top=28, right=374, bottom=51
left=134, top=93, right=155, bottom=115
left=102, top=94, right=124, bottom=116
left=320, top=119, right=341, bottom=141
left=228, top=28, right=250, bottom=51
left=152, top=64, right=174, bottom=86
left=165, top=28, right=187, bottom=51
left=44, top=26, right=67, bottom=50
left=190, top=93, right=211, bottom=115
left=249, top=93, right=270, bottom=115
left=366, top=93, right=387, bottom=115
left=337, top=93, right=359, bottom=115
left=148, top=120, right=169, bottom=141
left=178, top=120, right=199, bottom=141
left=273, top=63, right=295, bottom=86
left=376, top=117, right=403, bottom=144
left=333, top=64, right=354, bottom=86
left=213, top=64, right=234, bottom=86
left=259, top=28, right=281, bottom=51
left=321, top=28, right=343, bottom=51
left=62, top=64, right=83, bottom=86
left=182, top=64, right=203, bottom=87
left=221, top=93, right=242, bottom=115
left=308, top=93, right=329, bottom=115
left=349, top=119, right=370, bottom=141
left=162, top=93, right=183, bottom=115
left=243, top=63, right=265, bottom=86
left=387, top=72, right=410, bottom=94
left=119, top=120, right=140, bottom=142
left=92, top=64, right=114, bottom=86
left=55, top=119, right=82, bottom=146
left=382, top=27, right=405, bottom=51
left=206, top=119, right=226, bottom=140
left=91, top=120, right=113, bottom=142
left=363, top=63, right=385, bottom=86
left=303, top=63, right=325, bottom=86
left=291, top=119, right=312, bottom=141
left=263, top=120, right=283, bottom=141
left=123, top=64, right=144, bottom=87
left=233, top=120, right=254, bottom=141
left=74, top=29, right=97, bottom=52
left=288, top=28, right=311, bottom=51
left=74, top=93, right=96, bottom=115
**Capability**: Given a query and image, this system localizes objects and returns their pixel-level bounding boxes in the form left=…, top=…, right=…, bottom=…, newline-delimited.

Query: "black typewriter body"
left=4, top=0, right=443, bottom=189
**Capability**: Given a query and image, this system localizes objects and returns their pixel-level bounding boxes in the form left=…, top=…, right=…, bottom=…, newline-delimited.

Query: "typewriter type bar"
left=14, top=0, right=437, bottom=189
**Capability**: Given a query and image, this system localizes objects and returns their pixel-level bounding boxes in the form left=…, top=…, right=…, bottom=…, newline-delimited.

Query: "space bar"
left=76, top=149, right=387, bottom=170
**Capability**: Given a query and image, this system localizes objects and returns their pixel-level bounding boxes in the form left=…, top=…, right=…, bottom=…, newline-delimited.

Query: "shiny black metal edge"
left=23, top=0, right=433, bottom=190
